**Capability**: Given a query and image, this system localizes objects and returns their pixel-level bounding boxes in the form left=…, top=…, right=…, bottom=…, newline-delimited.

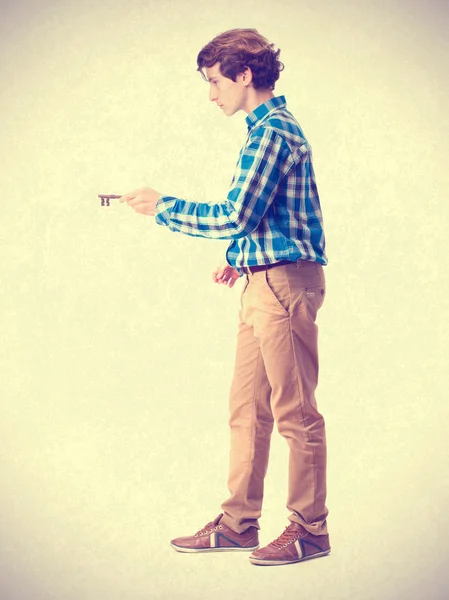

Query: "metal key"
left=98, top=194, right=122, bottom=206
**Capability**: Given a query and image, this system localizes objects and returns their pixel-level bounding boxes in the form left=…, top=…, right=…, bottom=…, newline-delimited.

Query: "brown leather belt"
left=242, top=260, right=296, bottom=274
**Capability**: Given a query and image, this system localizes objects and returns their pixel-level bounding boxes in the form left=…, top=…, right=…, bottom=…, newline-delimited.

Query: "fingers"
left=119, top=188, right=144, bottom=203
left=119, top=192, right=133, bottom=203
left=213, top=265, right=238, bottom=287
left=213, top=265, right=225, bottom=280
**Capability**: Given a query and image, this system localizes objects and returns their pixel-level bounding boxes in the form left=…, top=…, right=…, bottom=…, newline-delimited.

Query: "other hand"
left=212, top=265, right=241, bottom=288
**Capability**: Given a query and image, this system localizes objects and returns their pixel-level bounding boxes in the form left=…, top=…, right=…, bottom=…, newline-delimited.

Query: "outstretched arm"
left=120, top=128, right=294, bottom=240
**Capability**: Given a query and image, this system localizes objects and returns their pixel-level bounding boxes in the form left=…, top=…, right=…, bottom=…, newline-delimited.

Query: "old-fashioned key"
left=98, top=194, right=122, bottom=206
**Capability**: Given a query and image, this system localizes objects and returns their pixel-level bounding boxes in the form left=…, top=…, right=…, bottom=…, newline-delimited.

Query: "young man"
left=119, top=28, right=330, bottom=567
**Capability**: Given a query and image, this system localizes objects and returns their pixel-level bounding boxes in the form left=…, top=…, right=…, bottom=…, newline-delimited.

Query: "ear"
left=239, top=66, right=253, bottom=86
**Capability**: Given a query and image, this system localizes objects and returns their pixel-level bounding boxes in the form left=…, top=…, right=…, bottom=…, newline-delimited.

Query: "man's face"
left=204, top=62, right=249, bottom=116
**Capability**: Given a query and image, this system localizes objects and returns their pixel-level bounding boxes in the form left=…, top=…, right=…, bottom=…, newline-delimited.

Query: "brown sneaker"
left=249, top=522, right=330, bottom=566
left=170, top=514, right=259, bottom=553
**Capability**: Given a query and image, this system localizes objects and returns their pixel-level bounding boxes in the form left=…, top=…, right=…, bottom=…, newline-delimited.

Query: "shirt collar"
left=245, top=95, right=286, bottom=131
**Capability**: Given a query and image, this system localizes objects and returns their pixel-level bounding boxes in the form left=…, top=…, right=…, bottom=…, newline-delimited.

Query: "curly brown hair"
left=196, top=28, right=284, bottom=91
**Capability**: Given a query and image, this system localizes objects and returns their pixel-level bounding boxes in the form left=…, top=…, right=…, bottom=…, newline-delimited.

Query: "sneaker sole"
left=249, top=548, right=331, bottom=566
left=170, top=542, right=260, bottom=553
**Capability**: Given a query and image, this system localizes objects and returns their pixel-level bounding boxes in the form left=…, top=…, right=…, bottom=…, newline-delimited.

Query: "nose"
left=209, top=87, right=218, bottom=104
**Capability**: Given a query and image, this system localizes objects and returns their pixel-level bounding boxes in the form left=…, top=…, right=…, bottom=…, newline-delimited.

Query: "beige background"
left=1, top=0, right=448, bottom=598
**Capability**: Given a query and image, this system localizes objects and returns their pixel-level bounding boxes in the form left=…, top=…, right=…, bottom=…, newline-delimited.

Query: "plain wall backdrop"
left=1, top=0, right=448, bottom=599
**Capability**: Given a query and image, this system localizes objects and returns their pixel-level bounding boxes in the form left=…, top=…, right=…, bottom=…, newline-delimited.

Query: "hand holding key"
left=99, top=187, right=162, bottom=215
left=119, top=187, right=162, bottom=216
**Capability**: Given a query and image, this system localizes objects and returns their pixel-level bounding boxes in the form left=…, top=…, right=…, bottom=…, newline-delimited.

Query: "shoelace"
left=270, top=524, right=304, bottom=549
left=195, top=521, right=221, bottom=537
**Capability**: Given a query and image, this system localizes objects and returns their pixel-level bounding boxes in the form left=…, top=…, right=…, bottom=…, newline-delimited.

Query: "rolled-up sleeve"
left=154, top=128, right=294, bottom=239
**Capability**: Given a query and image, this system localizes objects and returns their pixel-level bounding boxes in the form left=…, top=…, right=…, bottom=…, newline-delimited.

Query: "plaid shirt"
left=155, top=95, right=327, bottom=276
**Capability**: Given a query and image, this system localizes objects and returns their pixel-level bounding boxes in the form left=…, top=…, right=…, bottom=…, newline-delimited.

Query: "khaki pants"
left=220, top=260, right=328, bottom=536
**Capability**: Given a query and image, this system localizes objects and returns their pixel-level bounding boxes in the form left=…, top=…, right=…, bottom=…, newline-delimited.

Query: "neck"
left=244, top=88, right=276, bottom=114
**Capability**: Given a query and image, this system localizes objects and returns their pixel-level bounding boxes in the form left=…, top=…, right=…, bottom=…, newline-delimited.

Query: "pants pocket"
left=240, top=276, right=249, bottom=309
left=304, top=284, right=326, bottom=318
left=264, top=270, right=290, bottom=314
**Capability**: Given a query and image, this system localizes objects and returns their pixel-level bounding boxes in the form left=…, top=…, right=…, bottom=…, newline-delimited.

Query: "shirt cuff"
left=154, top=195, right=177, bottom=226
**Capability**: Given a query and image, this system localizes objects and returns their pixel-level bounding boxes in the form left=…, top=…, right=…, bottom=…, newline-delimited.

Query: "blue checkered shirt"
left=155, top=95, right=327, bottom=276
